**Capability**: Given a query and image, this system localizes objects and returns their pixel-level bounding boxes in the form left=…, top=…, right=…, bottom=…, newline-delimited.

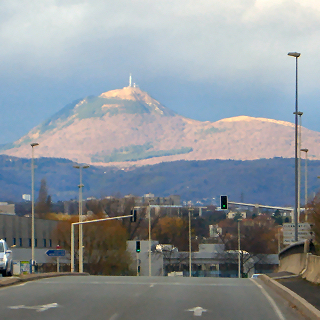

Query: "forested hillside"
left=1, top=155, right=320, bottom=207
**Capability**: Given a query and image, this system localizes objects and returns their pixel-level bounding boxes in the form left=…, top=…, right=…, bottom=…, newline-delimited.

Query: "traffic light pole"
left=148, top=205, right=152, bottom=277
left=70, top=213, right=134, bottom=273
left=136, top=252, right=140, bottom=276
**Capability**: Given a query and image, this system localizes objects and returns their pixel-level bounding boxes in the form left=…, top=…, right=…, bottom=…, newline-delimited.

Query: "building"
left=0, top=202, right=15, bottom=215
left=0, top=213, right=62, bottom=274
left=227, top=211, right=246, bottom=219
left=127, top=241, right=279, bottom=278
left=0, top=213, right=58, bottom=249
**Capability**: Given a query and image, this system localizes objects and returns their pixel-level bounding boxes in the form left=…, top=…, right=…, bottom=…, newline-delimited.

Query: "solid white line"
left=17, top=283, right=27, bottom=286
left=0, top=282, right=28, bottom=290
left=37, top=281, right=252, bottom=287
left=109, top=313, right=119, bottom=320
left=250, top=279, right=286, bottom=320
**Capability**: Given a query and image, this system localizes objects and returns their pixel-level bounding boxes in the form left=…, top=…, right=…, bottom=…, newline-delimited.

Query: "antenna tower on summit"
left=129, top=73, right=132, bottom=87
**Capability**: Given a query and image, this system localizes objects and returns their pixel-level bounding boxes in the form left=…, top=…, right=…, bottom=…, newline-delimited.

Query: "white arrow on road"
left=9, top=302, right=58, bottom=312
left=186, top=306, right=208, bottom=316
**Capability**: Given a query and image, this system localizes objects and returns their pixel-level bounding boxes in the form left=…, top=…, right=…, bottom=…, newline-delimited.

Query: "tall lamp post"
left=188, top=208, right=194, bottom=278
left=301, top=148, right=309, bottom=220
left=31, top=142, right=39, bottom=273
left=288, top=51, right=301, bottom=242
left=295, top=111, right=303, bottom=223
left=238, top=219, right=242, bottom=278
left=73, top=164, right=89, bottom=273
left=148, top=204, right=151, bottom=277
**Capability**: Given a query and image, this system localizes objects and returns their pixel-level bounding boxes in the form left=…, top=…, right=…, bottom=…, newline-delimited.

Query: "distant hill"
left=1, top=85, right=320, bottom=166
left=1, top=155, right=320, bottom=207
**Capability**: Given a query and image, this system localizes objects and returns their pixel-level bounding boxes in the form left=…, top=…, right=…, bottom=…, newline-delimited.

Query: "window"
left=49, top=239, right=52, bottom=247
left=19, top=238, right=22, bottom=247
left=43, top=239, right=47, bottom=248
left=28, top=238, right=31, bottom=247
left=13, top=238, right=16, bottom=246
left=35, top=239, right=37, bottom=247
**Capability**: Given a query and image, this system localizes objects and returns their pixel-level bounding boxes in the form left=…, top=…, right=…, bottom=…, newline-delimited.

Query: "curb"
left=259, top=274, right=320, bottom=320
left=0, top=277, right=20, bottom=287
left=0, top=272, right=89, bottom=287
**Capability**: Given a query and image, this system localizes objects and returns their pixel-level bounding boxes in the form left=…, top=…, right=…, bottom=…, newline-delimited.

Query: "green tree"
left=272, top=209, right=283, bottom=225
left=218, top=216, right=278, bottom=275
left=309, top=193, right=320, bottom=253
left=233, top=212, right=243, bottom=222
left=152, top=216, right=198, bottom=251
left=35, top=178, right=51, bottom=218
left=53, top=215, right=132, bottom=275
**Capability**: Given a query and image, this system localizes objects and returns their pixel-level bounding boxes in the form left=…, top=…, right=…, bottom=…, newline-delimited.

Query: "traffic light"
left=130, top=209, right=137, bottom=222
left=136, top=240, right=141, bottom=253
left=220, top=195, right=228, bottom=210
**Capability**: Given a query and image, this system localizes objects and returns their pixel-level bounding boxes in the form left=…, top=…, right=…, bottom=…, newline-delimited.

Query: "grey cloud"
left=0, top=0, right=320, bottom=143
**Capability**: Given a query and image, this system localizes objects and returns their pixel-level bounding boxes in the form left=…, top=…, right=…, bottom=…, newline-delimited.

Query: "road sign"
left=45, top=249, right=66, bottom=257
left=283, top=223, right=313, bottom=244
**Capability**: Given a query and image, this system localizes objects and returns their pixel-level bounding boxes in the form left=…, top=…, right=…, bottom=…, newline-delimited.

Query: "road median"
left=259, top=274, right=320, bottom=320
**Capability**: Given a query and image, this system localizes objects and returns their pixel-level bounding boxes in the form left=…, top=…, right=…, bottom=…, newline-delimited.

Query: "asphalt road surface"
left=0, top=276, right=306, bottom=320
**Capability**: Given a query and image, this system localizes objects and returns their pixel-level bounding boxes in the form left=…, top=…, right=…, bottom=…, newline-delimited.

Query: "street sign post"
left=45, top=249, right=66, bottom=257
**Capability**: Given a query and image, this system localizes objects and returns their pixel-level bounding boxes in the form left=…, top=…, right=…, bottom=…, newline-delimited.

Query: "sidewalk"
left=269, top=272, right=320, bottom=311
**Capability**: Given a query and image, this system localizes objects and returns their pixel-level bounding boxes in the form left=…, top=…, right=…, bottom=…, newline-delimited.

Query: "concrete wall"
left=279, top=253, right=320, bottom=284
left=279, top=253, right=307, bottom=274
left=12, top=248, right=69, bottom=264
left=302, top=254, right=320, bottom=284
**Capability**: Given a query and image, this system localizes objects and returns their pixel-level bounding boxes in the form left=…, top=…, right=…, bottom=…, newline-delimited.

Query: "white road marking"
left=109, top=313, right=119, bottom=320
left=150, top=283, right=155, bottom=287
left=17, top=282, right=27, bottom=286
left=8, top=302, right=58, bottom=312
left=251, top=279, right=286, bottom=320
left=186, top=306, right=208, bottom=316
left=38, top=280, right=252, bottom=287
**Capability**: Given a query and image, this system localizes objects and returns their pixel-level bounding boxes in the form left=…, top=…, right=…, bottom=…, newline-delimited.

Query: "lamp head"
left=30, top=143, right=39, bottom=147
left=288, top=52, right=301, bottom=58
left=301, top=148, right=308, bottom=153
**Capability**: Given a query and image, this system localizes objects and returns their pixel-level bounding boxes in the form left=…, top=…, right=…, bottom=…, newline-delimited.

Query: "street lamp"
left=188, top=208, right=194, bottom=278
left=237, top=219, right=241, bottom=278
left=148, top=204, right=151, bottom=277
left=73, top=164, right=89, bottom=273
left=295, top=111, right=303, bottom=223
left=31, top=142, right=39, bottom=273
left=288, top=51, right=301, bottom=242
left=301, top=148, right=309, bottom=220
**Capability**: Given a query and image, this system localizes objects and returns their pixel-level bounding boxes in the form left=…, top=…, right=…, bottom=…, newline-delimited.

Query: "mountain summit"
left=2, top=85, right=320, bottom=165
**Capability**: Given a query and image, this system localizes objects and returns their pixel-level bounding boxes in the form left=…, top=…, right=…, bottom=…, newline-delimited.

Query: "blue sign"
left=45, top=249, right=66, bottom=257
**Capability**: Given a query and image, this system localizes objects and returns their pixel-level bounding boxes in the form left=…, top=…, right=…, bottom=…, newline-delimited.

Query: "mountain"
left=2, top=85, right=320, bottom=166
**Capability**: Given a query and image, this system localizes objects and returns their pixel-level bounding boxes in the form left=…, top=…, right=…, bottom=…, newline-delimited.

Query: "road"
left=0, top=276, right=306, bottom=320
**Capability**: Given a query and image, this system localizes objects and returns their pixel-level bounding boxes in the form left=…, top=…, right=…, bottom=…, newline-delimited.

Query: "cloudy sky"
left=0, top=0, right=319, bottom=144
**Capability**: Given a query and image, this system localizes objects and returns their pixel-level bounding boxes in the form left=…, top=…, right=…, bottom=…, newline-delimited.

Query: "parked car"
left=0, top=239, right=13, bottom=277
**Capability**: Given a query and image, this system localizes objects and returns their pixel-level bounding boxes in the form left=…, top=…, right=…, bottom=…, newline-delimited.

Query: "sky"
left=0, top=0, right=320, bottom=144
